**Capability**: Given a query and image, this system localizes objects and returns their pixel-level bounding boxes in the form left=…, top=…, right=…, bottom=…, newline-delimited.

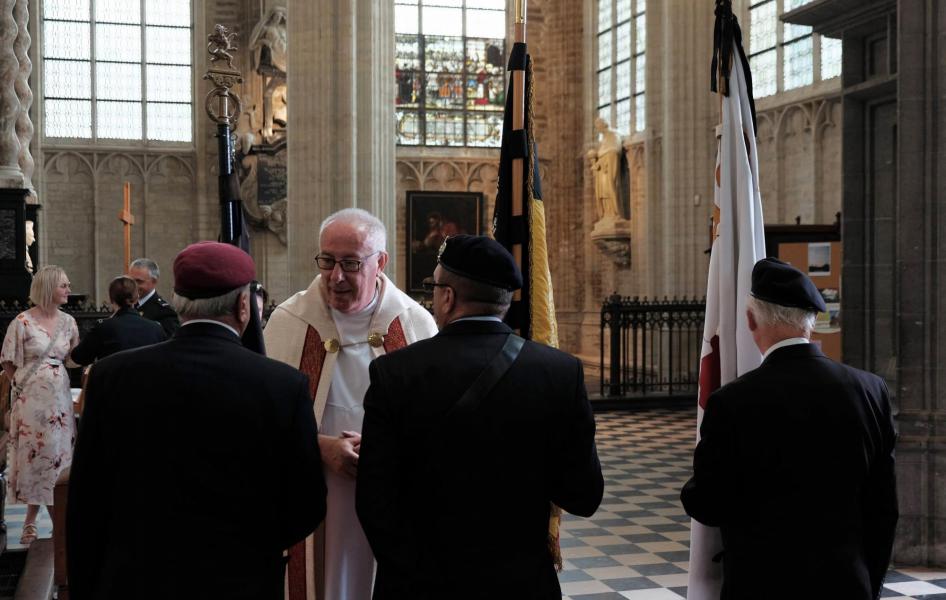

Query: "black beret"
left=437, top=235, right=523, bottom=291
left=750, top=258, right=827, bottom=312
left=173, top=241, right=256, bottom=299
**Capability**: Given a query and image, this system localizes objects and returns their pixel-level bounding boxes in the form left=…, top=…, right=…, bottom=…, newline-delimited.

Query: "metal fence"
left=0, top=299, right=115, bottom=387
left=600, top=294, right=706, bottom=398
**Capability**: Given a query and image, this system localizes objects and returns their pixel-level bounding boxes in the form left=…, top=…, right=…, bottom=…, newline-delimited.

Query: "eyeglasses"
left=421, top=277, right=451, bottom=293
left=315, top=251, right=380, bottom=273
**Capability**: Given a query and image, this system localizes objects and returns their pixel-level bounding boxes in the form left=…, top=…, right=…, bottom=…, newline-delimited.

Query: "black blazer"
left=67, top=323, right=327, bottom=600
left=137, top=292, right=180, bottom=338
left=356, top=319, right=603, bottom=600
left=70, top=307, right=166, bottom=365
left=681, top=343, right=898, bottom=600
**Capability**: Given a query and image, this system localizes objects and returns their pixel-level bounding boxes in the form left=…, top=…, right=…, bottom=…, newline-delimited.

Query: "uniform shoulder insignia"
left=156, top=297, right=170, bottom=307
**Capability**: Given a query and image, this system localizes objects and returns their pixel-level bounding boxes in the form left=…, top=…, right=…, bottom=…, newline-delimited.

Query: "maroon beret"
left=173, top=241, right=256, bottom=299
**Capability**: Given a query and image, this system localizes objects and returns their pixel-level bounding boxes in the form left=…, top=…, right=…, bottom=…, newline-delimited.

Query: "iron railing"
left=600, top=294, right=706, bottom=397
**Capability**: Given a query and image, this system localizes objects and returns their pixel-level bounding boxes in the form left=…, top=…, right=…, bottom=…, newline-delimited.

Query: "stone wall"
left=41, top=151, right=197, bottom=301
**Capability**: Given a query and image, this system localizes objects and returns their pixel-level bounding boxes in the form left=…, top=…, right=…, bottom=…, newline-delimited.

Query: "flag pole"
left=510, top=0, right=527, bottom=301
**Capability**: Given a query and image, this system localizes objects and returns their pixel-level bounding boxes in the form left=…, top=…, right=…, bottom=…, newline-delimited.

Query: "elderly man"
left=129, top=257, right=180, bottom=338
left=264, top=208, right=437, bottom=600
left=67, top=242, right=327, bottom=600
left=356, top=235, right=603, bottom=598
left=681, top=258, right=898, bottom=600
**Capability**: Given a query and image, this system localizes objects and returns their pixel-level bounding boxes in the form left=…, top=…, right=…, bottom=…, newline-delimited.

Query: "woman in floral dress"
left=1, top=266, right=79, bottom=544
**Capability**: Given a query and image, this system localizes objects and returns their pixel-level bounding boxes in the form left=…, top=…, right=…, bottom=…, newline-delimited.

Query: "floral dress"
left=1, top=311, right=79, bottom=505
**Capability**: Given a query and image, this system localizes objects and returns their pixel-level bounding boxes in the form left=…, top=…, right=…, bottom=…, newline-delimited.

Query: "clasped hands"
left=320, top=430, right=361, bottom=479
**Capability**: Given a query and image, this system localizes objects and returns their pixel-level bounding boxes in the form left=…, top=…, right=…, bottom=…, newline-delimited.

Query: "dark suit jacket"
left=681, top=343, right=898, bottom=600
left=70, top=307, right=166, bottom=365
left=67, top=323, right=327, bottom=600
left=356, top=319, right=603, bottom=600
left=137, top=292, right=180, bottom=338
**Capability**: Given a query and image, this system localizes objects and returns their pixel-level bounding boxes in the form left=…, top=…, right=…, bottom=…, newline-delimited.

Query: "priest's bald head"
left=315, top=208, right=389, bottom=313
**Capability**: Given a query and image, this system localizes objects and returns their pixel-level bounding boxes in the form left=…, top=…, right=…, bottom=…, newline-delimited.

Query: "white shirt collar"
left=182, top=319, right=241, bottom=338
left=449, top=315, right=504, bottom=324
left=138, top=289, right=157, bottom=306
left=763, top=337, right=809, bottom=359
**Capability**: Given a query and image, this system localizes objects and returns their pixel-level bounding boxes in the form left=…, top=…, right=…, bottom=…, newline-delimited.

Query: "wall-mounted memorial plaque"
left=0, top=207, right=15, bottom=261
left=258, top=151, right=287, bottom=206
left=0, top=189, right=33, bottom=302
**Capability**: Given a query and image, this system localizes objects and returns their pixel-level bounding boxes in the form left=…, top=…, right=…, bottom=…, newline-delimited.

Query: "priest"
left=264, top=208, right=437, bottom=600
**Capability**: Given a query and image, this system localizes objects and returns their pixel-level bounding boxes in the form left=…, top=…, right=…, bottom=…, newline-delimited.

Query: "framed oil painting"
left=406, top=191, right=484, bottom=294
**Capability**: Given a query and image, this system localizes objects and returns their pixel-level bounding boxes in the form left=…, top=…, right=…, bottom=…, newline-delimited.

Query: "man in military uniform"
left=129, top=257, right=180, bottom=337
left=681, top=258, right=898, bottom=600
left=68, top=242, right=326, bottom=600
left=356, top=235, right=603, bottom=599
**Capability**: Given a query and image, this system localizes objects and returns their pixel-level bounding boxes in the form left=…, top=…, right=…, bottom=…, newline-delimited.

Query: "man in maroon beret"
left=67, top=241, right=327, bottom=600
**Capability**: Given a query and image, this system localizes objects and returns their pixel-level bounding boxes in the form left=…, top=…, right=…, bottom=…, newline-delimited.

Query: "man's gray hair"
left=171, top=284, right=249, bottom=319
left=130, top=258, right=160, bottom=280
left=439, top=269, right=513, bottom=317
left=746, top=295, right=817, bottom=335
left=319, top=208, right=387, bottom=253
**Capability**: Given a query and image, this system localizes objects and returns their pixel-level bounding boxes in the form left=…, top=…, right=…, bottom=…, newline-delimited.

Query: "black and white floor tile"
left=557, top=409, right=946, bottom=600
left=1, top=408, right=944, bottom=599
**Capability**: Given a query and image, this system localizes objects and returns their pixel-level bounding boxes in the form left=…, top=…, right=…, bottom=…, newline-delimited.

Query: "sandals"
left=19, top=523, right=38, bottom=545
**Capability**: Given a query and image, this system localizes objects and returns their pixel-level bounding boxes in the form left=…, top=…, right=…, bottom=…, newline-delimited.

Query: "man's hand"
left=319, top=432, right=362, bottom=479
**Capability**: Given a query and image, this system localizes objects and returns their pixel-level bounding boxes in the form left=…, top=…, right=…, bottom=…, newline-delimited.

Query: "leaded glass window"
left=597, top=0, right=645, bottom=135
left=395, top=0, right=505, bottom=147
left=748, top=0, right=840, bottom=99
left=42, top=0, right=193, bottom=142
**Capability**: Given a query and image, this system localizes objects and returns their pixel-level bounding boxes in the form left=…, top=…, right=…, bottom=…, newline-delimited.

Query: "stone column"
left=13, top=0, right=32, bottom=195
left=654, top=0, right=716, bottom=298
left=287, top=0, right=395, bottom=292
left=0, top=0, right=24, bottom=188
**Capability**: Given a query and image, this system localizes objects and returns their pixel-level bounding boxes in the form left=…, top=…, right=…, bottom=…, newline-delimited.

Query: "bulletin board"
left=765, top=220, right=842, bottom=362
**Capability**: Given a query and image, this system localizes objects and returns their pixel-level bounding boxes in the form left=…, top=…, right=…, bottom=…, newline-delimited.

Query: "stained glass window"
left=597, top=0, right=645, bottom=135
left=395, top=0, right=505, bottom=147
left=748, top=0, right=840, bottom=99
left=42, top=0, right=193, bottom=142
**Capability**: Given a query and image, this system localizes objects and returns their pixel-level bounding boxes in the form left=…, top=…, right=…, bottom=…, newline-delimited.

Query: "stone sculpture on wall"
left=236, top=7, right=289, bottom=245
left=587, top=118, right=631, bottom=266
left=588, top=118, right=623, bottom=222
left=24, top=219, right=33, bottom=272
left=248, top=6, right=287, bottom=144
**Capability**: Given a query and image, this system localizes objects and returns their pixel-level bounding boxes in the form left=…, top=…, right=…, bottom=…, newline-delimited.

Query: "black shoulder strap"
left=451, top=333, right=525, bottom=415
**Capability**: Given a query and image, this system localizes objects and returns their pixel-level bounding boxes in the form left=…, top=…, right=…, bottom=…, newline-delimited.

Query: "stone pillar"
left=287, top=0, right=395, bottom=292
left=13, top=0, right=32, bottom=195
left=654, top=0, right=716, bottom=298
left=892, top=0, right=946, bottom=567
left=0, top=0, right=24, bottom=188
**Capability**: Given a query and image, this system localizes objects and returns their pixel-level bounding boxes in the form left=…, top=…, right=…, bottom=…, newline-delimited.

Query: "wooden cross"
left=119, top=182, right=135, bottom=272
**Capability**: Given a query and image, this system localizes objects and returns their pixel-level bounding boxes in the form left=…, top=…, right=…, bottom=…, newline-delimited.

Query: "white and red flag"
left=686, top=3, right=766, bottom=598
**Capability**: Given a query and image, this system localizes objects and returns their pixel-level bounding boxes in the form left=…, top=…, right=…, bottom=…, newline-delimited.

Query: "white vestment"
left=264, top=273, right=437, bottom=600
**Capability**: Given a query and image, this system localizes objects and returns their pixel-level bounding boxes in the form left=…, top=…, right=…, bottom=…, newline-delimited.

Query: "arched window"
left=42, top=0, right=193, bottom=143
left=748, top=0, right=841, bottom=98
left=394, top=0, right=506, bottom=147
left=597, top=0, right=645, bottom=134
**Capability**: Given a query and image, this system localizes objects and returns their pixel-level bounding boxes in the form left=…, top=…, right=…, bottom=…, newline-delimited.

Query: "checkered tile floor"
left=558, top=408, right=946, bottom=600
left=1, top=408, right=943, bottom=599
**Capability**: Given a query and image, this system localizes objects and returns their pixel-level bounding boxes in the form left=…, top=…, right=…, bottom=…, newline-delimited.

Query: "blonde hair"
left=29, top=265, right=68, bottom=308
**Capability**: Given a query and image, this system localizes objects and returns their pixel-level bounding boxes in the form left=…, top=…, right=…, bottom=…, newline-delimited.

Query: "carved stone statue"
left=208, top=24, right=238, bottom=71
left=587, top=118, right=631, bottom=267
left=249, top=7, right=288, bottom=142
left=24, top=219, right=34, bottom=272
left=588, top=117, right=624, bottom=222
